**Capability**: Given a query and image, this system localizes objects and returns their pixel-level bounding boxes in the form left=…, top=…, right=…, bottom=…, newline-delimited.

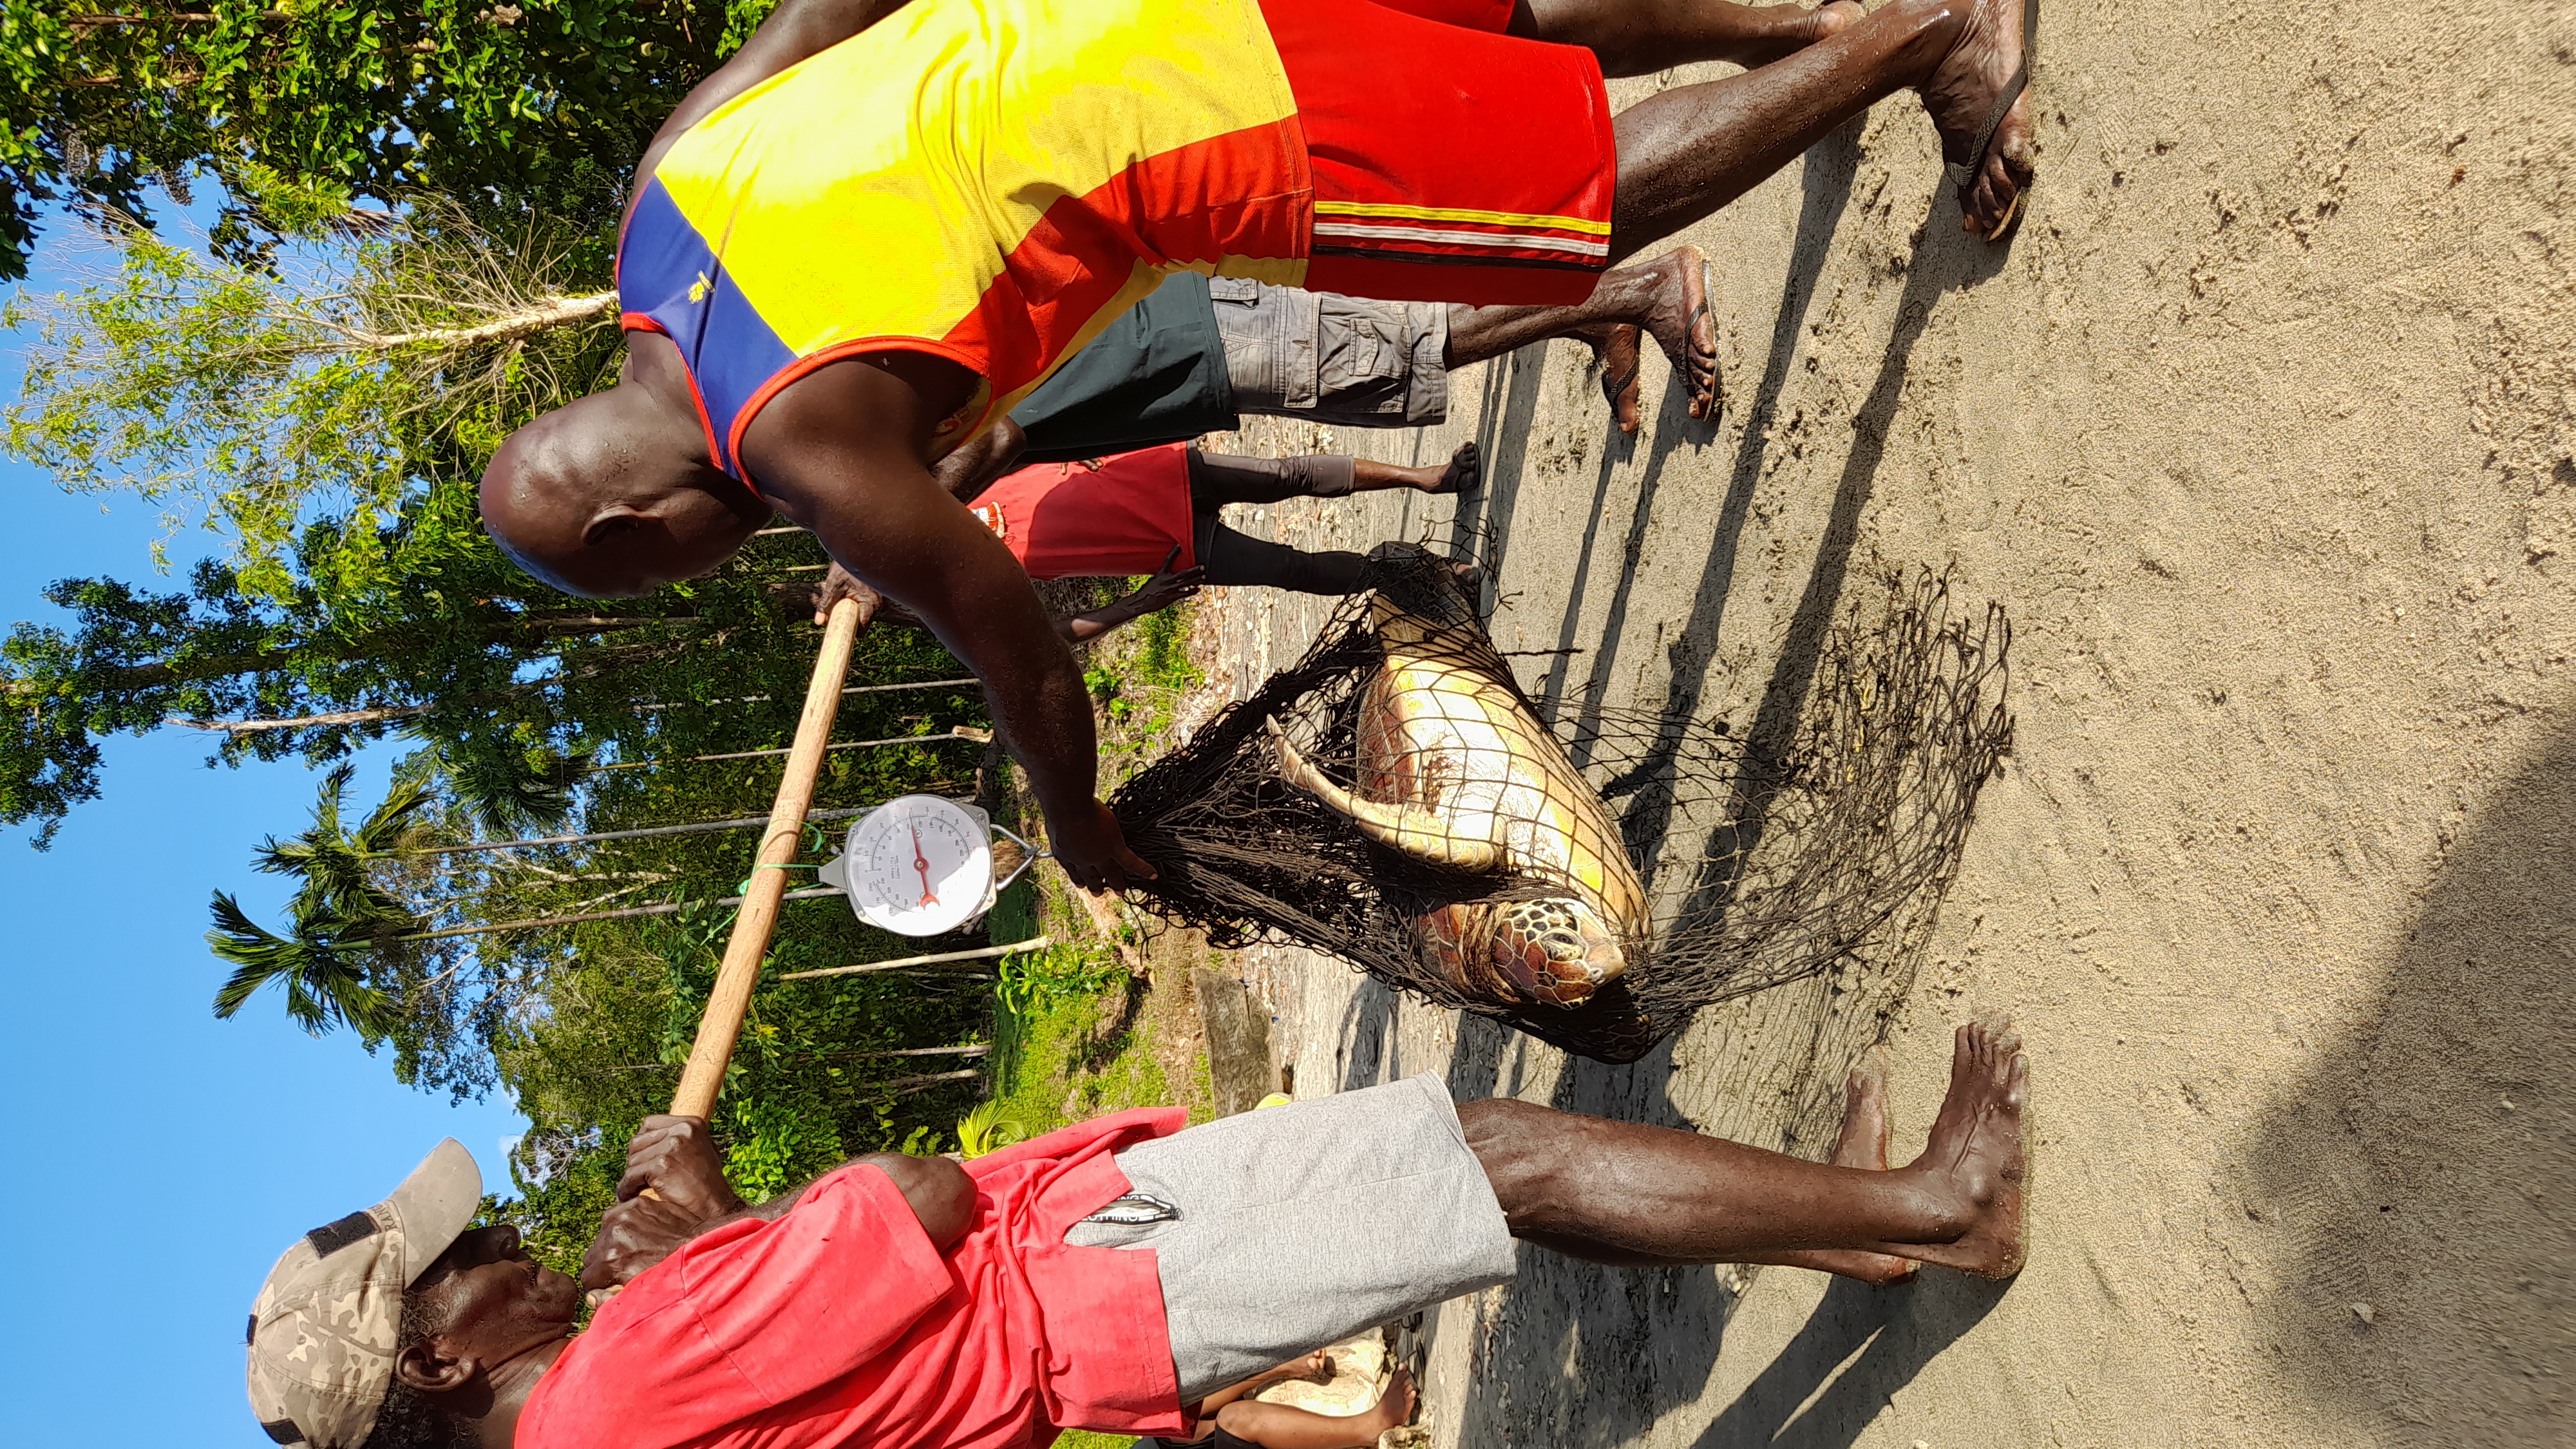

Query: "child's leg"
left=1195, top=1350, right=1334, bottom=1415
left=1187, top=445, right=1478, bottom=506
left=1213, top=1367, right=1417, bottom=1449
left=1196, top=521, right=1372, bottom=596
left=1186, top=450, right=1359, bottom=507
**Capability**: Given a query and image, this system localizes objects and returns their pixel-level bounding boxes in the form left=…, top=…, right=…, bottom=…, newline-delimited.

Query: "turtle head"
left=1486, top=894, right=1629, bottom=1008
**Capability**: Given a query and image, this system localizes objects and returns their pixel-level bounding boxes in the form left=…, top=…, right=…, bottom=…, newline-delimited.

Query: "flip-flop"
left=1941, top=0, right=2036, bottom=242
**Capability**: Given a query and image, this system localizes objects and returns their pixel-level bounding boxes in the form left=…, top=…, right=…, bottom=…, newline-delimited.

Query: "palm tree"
left=406, top=736, right=596, bottom=837
left=207, top=890, right=401, bottom=1039
left=209, top=762, right=428, bottom=1036
left=247, top=761, right=434, bottom=929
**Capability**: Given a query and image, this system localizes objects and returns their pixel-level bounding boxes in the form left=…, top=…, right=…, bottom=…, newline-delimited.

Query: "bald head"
left=480, top=386, right=768, bottom=598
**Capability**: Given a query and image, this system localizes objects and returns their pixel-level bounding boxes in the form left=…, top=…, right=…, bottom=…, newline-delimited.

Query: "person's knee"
left=1457, top=1097, right=1573, bottom=1227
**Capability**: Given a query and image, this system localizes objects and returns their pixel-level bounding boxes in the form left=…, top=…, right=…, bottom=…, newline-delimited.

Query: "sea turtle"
left=1267, top=557, right=1651, bottom=1009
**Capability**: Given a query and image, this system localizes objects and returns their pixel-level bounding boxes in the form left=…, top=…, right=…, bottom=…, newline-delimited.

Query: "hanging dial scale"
left=818, top=794, right=1043, bottom=936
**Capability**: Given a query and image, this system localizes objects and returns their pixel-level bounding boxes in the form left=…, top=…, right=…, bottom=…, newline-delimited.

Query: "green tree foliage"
left=5, top=207, right=620, bottom=592
left=3, top=0, right=1071, bottom=1290
left=0, top=483, right=897, bottom=843
left=498, top=900, right=1005, bottom=1274
left=220, top=687, right=1009, bottom=1264
left=207, top=885, right=399, bottom=1036
left=166, top=504, right=1002, bottom=1099
left=0, top=0, right=780, bottom=280
left=247, top=759, right=433, bottom=929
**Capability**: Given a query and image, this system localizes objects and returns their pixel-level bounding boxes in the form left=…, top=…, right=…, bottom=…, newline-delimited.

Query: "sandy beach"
left=1178, top=3, right=2574, bottom=1442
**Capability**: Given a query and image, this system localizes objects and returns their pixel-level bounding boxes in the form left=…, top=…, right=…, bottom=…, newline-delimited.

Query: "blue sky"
left=0, top=237, right=529, bottom=1446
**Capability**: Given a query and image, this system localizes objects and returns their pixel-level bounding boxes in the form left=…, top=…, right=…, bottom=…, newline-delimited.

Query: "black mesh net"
left=1110, top=544, right=2014, bottom=1063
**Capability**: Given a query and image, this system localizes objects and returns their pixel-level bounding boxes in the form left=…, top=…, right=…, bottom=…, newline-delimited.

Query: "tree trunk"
left=887, top=1068, right=983, bottom=1094
left=330, top=292, right=618, bottom=353
left=394, top=885, right=846, bottom=942
left=172, top=701, right=442, bottom=734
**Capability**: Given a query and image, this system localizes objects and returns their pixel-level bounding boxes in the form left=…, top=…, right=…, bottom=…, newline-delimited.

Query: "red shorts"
left=970, top=444, right=1197, bottom=580
left=1261, top=0, right=1616, bottom=307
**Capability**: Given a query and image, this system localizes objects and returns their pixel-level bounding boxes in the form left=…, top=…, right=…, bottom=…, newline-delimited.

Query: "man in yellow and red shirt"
left=480, top=0, right=2035, bottom=891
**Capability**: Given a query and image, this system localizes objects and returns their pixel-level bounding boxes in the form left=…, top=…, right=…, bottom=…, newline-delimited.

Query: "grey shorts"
left=1064, top=1073, right=1515, bottom=1400
left=1210, top=278, right=1450, bottom=428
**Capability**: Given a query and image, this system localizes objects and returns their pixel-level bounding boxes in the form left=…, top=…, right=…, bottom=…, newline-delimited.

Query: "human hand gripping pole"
left=591, top=594, right=865, bottom=1304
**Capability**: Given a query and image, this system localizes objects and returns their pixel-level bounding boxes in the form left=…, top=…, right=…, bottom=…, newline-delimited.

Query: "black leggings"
left=1186, top=449, right=1369, bottom=595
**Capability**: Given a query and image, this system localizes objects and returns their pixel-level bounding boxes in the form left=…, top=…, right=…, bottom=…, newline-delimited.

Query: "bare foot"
left=1748, top=1051, right=1922, bottom=1284
left=1899, top=1019, right=2029, bottom=1277
left=1917, top=0, right=2035, bottom=238
left=1363, top=1366, right=1418, bottom=1435
left=1593, top=323, right=1647, bottom=435
left=1815, top=1052, right=1922, bottom=1283
left=1833, top=1048, right=1895, bottom=1173
left=1423, top=440, right=1481, bottom=496
left=1641, top=247, right=1718, bottom=423
left=1584, top=248, right=1718, bottom=433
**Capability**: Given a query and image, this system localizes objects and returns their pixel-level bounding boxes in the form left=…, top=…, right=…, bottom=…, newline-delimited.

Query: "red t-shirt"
left=969, top=444, right=1197, bottom=580
left=516, top=1108, right=1192, bottom=1449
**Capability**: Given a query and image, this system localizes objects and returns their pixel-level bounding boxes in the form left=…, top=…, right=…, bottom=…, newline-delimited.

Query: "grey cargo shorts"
left=1063, top=1072, right=1515, bottom=1400
left=1209, top=278, right=1450, bottom=429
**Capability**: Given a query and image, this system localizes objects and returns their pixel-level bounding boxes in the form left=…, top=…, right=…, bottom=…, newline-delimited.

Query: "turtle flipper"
left=1267, top=719, right=1503, bottom=872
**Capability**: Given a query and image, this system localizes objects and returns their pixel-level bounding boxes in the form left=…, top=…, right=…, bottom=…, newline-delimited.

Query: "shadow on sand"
left=1695, top=1272, right=2010, bottom=1449
left=2240, top=728, right=2576, bottom=1445
left=1331, top=128, right=2031, bottom=1449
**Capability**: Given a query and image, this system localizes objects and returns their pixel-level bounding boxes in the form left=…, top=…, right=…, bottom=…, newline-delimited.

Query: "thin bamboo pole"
left=631, top=676, right=978, bottom=714
left=412, top=807, right=871, bottom=858
left=669, top=598, right=866, bottom=1119
left=777, top=934, right=1049, bottom=981
left=393, top=886, right=844, bottom=942
left=589, top=726, right=989, bottom=772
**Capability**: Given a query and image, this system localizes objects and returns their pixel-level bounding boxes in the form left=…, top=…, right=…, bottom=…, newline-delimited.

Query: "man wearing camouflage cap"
left=243, top=1139, right=568, bottom=1449
left=246, top=1023, right=2029, bottom=1449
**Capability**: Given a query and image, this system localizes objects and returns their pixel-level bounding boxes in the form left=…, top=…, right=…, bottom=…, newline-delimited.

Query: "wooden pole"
left=668, top=597, right=867, bottom=1119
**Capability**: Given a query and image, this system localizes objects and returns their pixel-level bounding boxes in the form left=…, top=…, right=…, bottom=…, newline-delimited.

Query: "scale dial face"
left=840, top=795, right=992, bottom=936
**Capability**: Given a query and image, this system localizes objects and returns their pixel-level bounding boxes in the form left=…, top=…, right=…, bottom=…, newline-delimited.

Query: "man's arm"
left=930, top=417, right=1027, bottom=506
left=811, top=548, right=1203, bottom=645
left=1060, top=549, right=1206, bottom=645
left=807, top=416, right=1029, bottom=627
left=702, top=1153, right=976, bottom=1243
left=581, top=1116, right=977, bottom=1291
left=747, top=354, right=1153, bottom=891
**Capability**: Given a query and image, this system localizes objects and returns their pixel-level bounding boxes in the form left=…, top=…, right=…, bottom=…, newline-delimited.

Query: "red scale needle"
left=911, top=825, right=939, bottom=909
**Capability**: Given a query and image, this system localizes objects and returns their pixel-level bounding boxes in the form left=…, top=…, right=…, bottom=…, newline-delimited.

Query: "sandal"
left=1942, top=0, right=2036, bottom=242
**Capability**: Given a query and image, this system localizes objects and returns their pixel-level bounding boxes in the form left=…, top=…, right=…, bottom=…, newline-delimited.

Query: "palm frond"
left=207, top=889, right=399, bottom=1039
left=353, top=770, right=437, bottom=854
left=418, top=737, right=598, bottom=836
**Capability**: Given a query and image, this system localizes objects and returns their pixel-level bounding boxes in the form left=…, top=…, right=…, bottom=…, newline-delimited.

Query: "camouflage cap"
left=245, top=1139, right=482, bottom=1449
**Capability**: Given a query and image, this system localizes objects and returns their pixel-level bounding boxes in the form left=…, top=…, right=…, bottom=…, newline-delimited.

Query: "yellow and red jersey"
left=618, top=0, right=1313, bottom=484
left=616, top=0, right=1620, bottom=490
